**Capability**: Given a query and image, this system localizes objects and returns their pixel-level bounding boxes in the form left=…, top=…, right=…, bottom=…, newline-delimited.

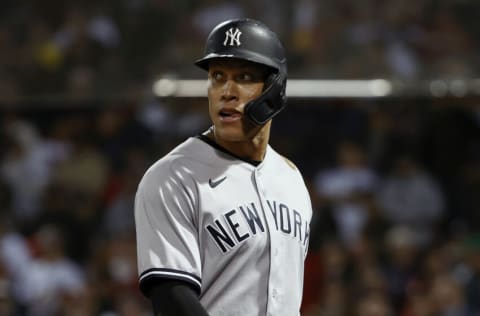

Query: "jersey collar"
left=196, top=133, right=262, bottom=167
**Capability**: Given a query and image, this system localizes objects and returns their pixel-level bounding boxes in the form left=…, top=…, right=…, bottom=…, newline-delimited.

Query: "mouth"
left=219, top=108, right=242, bottom=122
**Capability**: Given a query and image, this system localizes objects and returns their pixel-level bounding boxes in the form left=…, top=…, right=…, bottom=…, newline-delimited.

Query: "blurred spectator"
left=175, top=99, right=211, bottom=137
left=53, top=127, right=109, bottom=197
left=429, top=274, right=469, bottom=316
left=382, top=226, right=421, bottom=313
left=421, top=243, right=455, bottom=285
left=0, top=270, right=13, bottom=316
left=0, top=75, right=19, bottom=105
left=423, top=101, right=480, bottom=231
left=55, top=284, right=97, bottom=316
left=89, top=233, right=140, bottom=315
left=87, top=12, right=121, bottom=50
left=1, top=224, right=86, bottom=316
left=376, top=154, right=445, bottom=247
left=320, top=239, right=350, bottom=284
left=302, top=239, right=350, bottom=316
left=0, top=117, right=70, bottom=221
left=102, top=147, right=148, bottom=236
left=290, top=0, right=318, bottom=57
left=303, top=279, right=349, bottom=316
left=352, top=251, right=388, bottom=296
left=191, top=0, right=246, bottom=36
left=401, top=290, right=434, bottom=316
left=456, top=234, right=480, bottom=315
left=420, top=3, right=476, bottom=79
left=135, top=97, right=176, bottom=142
left=102, top=290, right=150, bottom=316
left=314, top=140, right=379, bottom=248
left=355, top=293, right=394, bottom=316
left=65, top=65, right=97, bottom=101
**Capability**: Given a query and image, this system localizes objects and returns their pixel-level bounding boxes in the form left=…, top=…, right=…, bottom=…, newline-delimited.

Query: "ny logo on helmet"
left=223, top=27, right=242, bottom=47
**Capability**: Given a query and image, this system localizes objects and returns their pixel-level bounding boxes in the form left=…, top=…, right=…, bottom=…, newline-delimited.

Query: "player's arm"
left=135, top=163, right=205, bottom=315
left=149, top=280, right=209, bottom=316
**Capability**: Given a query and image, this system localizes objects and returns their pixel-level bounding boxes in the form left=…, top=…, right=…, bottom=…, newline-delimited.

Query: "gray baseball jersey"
left=135, top=133, right=312, bottom=316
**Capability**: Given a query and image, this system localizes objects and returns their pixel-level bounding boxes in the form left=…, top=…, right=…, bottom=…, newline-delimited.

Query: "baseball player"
left=134, top=18, right=313, bottom=316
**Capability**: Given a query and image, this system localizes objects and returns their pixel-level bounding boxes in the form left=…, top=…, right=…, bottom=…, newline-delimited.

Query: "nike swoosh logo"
left=209, top=176, right=227, bottom=188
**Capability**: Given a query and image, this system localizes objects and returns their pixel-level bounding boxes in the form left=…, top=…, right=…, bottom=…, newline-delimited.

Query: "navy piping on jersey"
left=196, top=134, right=261, bottom=167
left=139, top=268, right=202, bottom=296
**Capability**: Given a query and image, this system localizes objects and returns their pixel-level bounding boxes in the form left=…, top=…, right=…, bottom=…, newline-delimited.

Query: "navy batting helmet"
left=195, top=18, right=287, bottom=125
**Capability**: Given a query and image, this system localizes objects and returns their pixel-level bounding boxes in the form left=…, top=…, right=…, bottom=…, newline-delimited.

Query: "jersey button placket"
left=258, top=170, right=267, bottom=195
left=255, top=167, right=281, bottom=315
left=253, top=169, right=272, bottom=313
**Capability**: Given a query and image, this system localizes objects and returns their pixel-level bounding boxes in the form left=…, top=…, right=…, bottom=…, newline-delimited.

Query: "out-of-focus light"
left=153, top=78, right=177, bottom=97
left=430, top=80, right=448, bottom=97
left=152, top=78, right=480, bottom=99
left=470, top=79, right=480, bottom=95
left=152, top=79, right=395, bottom=98
left=450, top=79, right=467, bottom=97
left=153, top=79, right=206, bottom=97
left=369, top=79, right=393, bottom=97
left=287, top=79, right=393, bottom=98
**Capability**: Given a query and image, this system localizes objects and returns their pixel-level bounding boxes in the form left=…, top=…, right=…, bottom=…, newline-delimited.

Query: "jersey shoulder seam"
left=280, top=155, right=298, bottom=171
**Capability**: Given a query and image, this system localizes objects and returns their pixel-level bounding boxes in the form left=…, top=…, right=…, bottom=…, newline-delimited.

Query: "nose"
left=221, top=79, right=238, bottom=101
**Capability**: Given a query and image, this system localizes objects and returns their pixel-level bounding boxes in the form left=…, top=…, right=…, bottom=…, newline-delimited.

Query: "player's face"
left=207, top=59, right=269, bottom=142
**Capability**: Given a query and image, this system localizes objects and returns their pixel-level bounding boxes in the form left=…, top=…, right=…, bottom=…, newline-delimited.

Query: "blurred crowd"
left=1, top=0, right=480, bottom=316
left=1, top=96, right=479, bottom=316
left=299, top=100, right=480, bottom=316
left=0, top=0, right=480, bottom=101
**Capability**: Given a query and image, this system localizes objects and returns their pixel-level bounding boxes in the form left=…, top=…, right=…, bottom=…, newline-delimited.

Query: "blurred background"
left=0, top=0, right=479, bottom=315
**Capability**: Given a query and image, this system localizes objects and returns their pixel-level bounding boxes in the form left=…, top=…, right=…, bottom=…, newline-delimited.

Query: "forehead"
left=208, top=58, right=270, bottom=73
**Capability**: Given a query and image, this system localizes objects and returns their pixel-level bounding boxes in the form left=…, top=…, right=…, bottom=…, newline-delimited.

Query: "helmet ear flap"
left=244, top=71, right=287, bottom=125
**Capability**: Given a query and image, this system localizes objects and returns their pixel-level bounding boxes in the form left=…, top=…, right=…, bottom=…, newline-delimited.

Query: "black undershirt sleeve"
left=148, top=280, right=209, bottom=316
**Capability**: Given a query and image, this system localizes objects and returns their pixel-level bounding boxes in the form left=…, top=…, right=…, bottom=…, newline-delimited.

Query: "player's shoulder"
left=267, top=146, right=299, bottom=172
left=138, top=138, right=202, bottom=188
left=280, top=155, right=298, bottom=171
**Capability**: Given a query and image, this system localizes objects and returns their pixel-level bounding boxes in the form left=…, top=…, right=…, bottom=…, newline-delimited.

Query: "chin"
left=215, top=128, right=245, bottom=142
left=213, top=123, right=248, bottom=141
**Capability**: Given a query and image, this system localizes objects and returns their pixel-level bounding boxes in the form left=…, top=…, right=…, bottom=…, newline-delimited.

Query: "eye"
left=210, top=71, right=224, bottom=82
left=237, top=72, right=256, bottom=83
left=240, top=73, right=252, bottom=81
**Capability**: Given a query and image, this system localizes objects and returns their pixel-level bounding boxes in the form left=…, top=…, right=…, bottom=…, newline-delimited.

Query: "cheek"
left=207, top=97, right=216, bottom=120
left=207, top=85, right=215, bottom=111
left=207, top=83, right=222, bottom=105
left=240, top=84, right=264, bottom=101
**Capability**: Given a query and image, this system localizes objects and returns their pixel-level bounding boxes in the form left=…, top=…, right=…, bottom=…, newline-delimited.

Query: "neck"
left=207, top=123, right=271, bottom=162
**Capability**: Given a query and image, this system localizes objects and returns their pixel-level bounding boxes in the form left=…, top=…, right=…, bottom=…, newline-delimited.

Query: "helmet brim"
left=195, top=50, right=284, bottom=73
